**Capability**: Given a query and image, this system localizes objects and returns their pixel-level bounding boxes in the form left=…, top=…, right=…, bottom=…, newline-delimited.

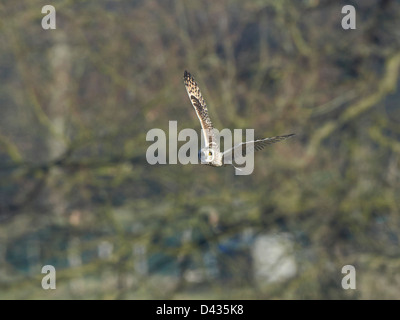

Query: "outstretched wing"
left=222, top=134, right=295, bottom=163
left=184, top=70, right=216, bottom=147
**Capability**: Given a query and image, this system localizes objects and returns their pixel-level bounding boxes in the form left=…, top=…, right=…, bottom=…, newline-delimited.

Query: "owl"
left=183, top=70, right=294, bottom=168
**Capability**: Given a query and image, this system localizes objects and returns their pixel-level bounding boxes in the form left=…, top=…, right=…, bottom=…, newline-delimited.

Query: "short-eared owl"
left=183, top=70, right=294, bottom=168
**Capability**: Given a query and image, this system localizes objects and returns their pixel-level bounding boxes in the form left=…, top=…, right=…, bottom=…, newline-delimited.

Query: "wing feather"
left=184, top=70, right=215, bottom=146
left=222, top=134, right=295, bottom=163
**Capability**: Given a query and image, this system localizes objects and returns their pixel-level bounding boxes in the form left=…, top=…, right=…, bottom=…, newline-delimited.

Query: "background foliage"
left=0, top=0, right=399, bottom=299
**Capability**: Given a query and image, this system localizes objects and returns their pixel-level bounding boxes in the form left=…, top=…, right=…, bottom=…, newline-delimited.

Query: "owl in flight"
left=183, top=70, right=294, bottom=168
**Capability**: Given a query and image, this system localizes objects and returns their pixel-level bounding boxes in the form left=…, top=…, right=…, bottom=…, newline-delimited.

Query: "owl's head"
left=199, top=147, right=215, bottom=164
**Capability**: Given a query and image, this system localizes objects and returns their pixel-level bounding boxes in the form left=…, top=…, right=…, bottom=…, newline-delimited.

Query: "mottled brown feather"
left=184, top=71, right=215, bottom=146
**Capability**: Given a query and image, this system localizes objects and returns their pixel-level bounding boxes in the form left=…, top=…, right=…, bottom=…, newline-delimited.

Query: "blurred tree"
left=0, top=0, right=399, bottom=299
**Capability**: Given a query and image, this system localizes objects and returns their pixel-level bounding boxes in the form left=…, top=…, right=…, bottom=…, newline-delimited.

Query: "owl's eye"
left=208, top=151, right=212, bottom=156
